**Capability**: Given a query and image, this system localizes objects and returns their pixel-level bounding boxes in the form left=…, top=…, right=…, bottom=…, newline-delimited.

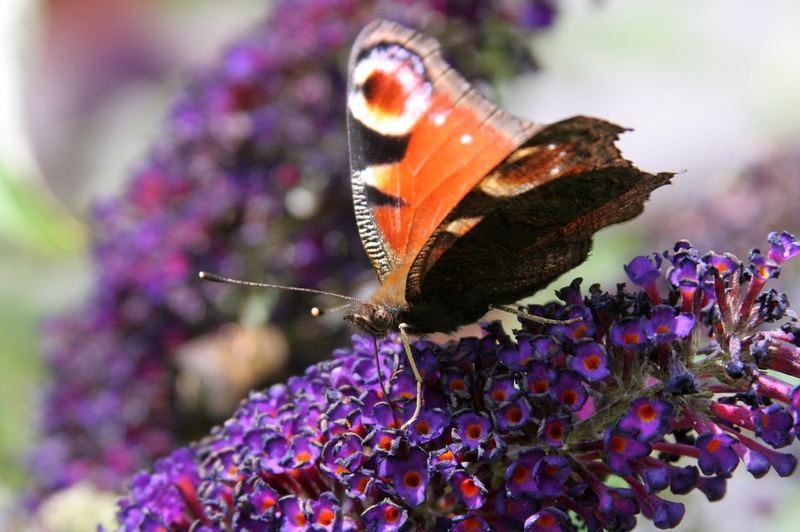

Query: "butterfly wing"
left=404, top=116, right=672, bottom=332
left=347, top=19, right=538, bottom=282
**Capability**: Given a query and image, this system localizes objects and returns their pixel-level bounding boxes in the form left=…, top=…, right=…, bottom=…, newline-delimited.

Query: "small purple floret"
left=378, top=448, right=429, bottom=507
left=645, top=306, right=695, bottom=342
left=617, top=399, right=674, bottom=442
left=610, top=319, right=649, bottom=350
left=767, top=231, right=800, bottom=264
left=454, top=412, right=492, bottom=450
left=362, top=499, right=407, bottom=532
left=605, top=429, right=652, bottom=476
left=625, top=254, right=663, bottom=287
left=570, top=340, right=610, bottom=381
left=696, top=433, right=739, bottom=476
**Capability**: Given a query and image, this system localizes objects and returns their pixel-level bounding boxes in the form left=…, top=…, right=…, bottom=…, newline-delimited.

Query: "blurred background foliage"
left=0, top=0, right=799, bottom=530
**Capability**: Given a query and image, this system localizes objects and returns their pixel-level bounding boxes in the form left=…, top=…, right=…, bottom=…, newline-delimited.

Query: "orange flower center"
left=459, top=518, right=482, bottom=531
left=547, top=423, right=564, bottom=440
left=512, top=464, right=530, bottom=484
left=460, top=478, right=480, bottom=498
left=403, top=470, right=422, bottom=488
left=536, top=514, right=556, bottom=527
left=623, top=332, right=642, bottom=344
left=561, top=390, right=578, bottom=405
left=384, top=506, right=400, bottom=523
left=707, top=438, right=722, bottom=453
left=437, top=450, right=454, bottom=462
left=506, top=405, right=523, bottom=424
left=260, top=496, right=275, bottom=512
left=572, top=324, right=588, bottom=338
left=466, top=423, right=483, bottom=440
left=610, top=435, right=627, bottom=453
left=583, top=354, right=601, bottom=370
left=637, top=403, right=657, bottom=422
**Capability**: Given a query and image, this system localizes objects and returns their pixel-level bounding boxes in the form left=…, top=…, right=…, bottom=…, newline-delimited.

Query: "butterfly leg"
left=398, top=323, right=423, bottom=430
left=491, top=304, right=582, bottom=325
left=372, top=335, right=399, bottom=426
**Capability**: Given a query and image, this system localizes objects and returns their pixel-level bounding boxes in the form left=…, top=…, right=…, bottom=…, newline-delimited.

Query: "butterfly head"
left=345, top=302, right=399, bottom=336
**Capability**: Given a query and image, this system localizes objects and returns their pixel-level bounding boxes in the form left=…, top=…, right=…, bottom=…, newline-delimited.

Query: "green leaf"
left=0, top=163, right=86, bottom=255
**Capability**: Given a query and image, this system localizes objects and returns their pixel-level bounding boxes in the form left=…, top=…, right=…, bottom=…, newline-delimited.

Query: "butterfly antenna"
left=310, top=301, right=356, bottom=317
left=198, top=271, right=365, bottom=303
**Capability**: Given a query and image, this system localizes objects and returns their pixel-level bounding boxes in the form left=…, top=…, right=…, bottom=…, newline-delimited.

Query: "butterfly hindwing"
left=405, top=116, right=672, bottom=332
left=347, top=19, right=538, bottom=282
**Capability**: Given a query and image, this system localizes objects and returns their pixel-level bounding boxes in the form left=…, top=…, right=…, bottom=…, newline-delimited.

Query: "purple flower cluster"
left=31, top=0, right=560, bottom=502
left=116, top=233, right=800, bottom=530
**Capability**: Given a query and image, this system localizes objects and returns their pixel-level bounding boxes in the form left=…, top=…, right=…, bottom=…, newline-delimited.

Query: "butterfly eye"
left=371, top=307, right=394, bottom=330
left=344, top=304, right=394, bottom=335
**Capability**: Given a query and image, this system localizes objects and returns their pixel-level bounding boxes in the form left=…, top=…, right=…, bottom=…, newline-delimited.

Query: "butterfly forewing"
left=347, top=19, right=536, bottom=282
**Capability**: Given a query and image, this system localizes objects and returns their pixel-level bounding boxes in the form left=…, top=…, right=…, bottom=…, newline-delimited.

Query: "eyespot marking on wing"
left=348, top=44, right=432, bottom=137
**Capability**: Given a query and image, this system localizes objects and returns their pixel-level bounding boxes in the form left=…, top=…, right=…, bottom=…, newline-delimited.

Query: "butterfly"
left=202, top=20, right=671, bottom=428
left=338, top=19, right=671, bottom=425
left=344, top=20, right=669, bottom=332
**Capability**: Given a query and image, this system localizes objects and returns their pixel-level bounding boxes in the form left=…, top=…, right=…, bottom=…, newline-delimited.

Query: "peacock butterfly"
left=344, top=19, right=671, bottom=338
left=202, top=20, right=672, bottom=428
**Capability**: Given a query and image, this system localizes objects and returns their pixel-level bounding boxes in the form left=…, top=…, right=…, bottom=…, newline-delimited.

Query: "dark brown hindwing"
left=403, top=116, right=672, bottom=333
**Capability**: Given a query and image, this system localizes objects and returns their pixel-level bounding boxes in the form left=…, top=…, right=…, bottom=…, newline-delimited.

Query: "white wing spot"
left=432, top=113, right=446, bottom=126
left=547, top=143, right=556, bottom=150
left=549, top=166, right=561, bottom=176
left=460, top=134, right=473, bottom=144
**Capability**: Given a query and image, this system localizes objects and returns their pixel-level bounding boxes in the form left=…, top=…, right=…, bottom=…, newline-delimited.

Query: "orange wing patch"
left=387, top=94, right=522, bottom=266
